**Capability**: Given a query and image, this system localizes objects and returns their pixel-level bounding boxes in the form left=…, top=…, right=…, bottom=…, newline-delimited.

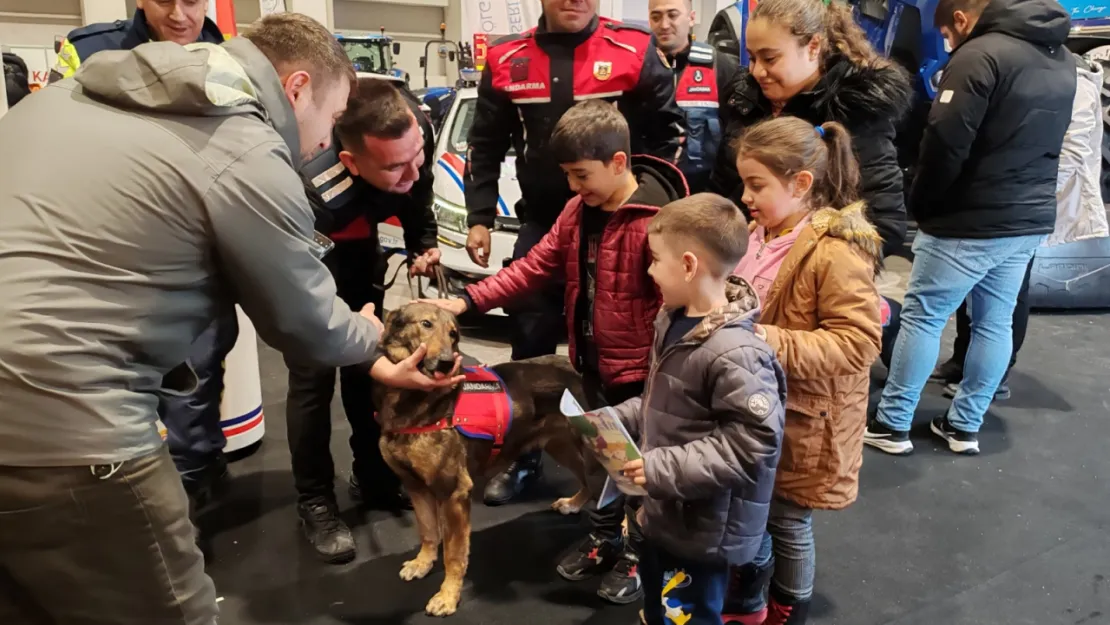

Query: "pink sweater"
left=733, top=215, right=811, bottom=303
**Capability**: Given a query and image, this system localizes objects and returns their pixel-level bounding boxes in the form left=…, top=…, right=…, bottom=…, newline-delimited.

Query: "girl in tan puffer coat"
left=724, top=116, right=882, bottom=625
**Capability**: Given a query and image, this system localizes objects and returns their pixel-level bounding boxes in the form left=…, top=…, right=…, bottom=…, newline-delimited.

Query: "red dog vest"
left=389, top=367, right=514, bottom=460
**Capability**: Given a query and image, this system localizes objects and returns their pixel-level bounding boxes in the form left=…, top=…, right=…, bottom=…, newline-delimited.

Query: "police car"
left=378, top=87, right=521, bottom=315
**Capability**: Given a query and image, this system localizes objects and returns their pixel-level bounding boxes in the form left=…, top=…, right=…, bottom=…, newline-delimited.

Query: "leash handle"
left=376, top=249, right=454, bottom=303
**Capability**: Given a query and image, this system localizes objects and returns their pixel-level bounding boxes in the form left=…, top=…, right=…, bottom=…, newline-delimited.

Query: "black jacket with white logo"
left=911, top=0, right=1076, bottom=238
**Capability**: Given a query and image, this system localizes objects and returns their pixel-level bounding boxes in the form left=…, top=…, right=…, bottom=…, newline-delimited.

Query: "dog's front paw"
left=400, top=557, right=435, bottom=581
left=551, top=496, right=584, bottom=515
left=425, top=589, right=460, bottom=617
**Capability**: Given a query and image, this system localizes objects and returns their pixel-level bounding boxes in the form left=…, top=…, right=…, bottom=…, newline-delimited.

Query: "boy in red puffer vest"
left=424, top=99, right=688, bottom=604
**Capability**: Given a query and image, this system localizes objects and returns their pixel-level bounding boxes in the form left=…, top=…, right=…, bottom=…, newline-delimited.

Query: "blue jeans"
left=641, top=541, right=729, bottom=625
left=877, top=232, right=1045, bottom=433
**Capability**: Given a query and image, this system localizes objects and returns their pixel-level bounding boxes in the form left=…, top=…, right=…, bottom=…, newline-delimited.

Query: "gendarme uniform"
left=659, top=37, right=737, bottom=194
left=50, top=8, right=225, bottom=82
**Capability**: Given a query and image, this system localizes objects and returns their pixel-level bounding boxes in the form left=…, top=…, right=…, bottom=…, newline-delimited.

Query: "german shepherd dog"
left=374, top=302, right=595, bottom=617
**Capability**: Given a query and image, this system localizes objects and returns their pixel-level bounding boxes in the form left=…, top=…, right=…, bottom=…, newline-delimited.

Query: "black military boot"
left=297, top=496, right=357, bottom=564
left=483, top=450, right=543, bottom=506
left=348, top=475, right=412, bottom=511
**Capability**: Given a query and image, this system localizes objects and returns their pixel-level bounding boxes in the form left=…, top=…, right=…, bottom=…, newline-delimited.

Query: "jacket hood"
left=74, top=37, right=300, bottom=163
left=737, top=56, right=912, bottom=129
left=970, top=0, right=1070, bottom=48
left=808, top=57, right=913, bottom=129
left=627, top=153, right=690, bottom=208
left=811, top=201, right=883, bottom=275
left=659, top=275, right=761, bottom=345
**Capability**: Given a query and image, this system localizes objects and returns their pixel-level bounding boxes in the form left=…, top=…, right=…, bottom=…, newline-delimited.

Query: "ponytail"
left=734, top=117, right=861, bottom=210
left=815, top=121, right=860, bottom=208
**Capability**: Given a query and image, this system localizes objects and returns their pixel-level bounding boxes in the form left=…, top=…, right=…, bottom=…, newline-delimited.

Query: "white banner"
left=462, top=0, right=545, bottom=41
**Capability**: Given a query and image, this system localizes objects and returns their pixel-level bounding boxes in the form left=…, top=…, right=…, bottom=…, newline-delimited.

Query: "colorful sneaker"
left=722, top=609, right=768, bottom=624
left=863, top=418, right=914, bottom=455
left=930, top=415, right=980, bottom=455
left=765, top=597, right=810, bottom=625
left=598, top=548, right=642, bottom=605
left=556, top=533, right=621, bottom=581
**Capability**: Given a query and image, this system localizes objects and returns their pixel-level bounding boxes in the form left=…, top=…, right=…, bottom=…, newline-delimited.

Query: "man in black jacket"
left=866, top=0, right=1075, bottom=457
left=463, top=0, right=684, bottom=509
left=293, top=78, right=439, bottom=564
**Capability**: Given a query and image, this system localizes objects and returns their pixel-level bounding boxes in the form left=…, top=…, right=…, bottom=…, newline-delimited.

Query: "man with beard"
left=295, top=77, right=440, bottom=564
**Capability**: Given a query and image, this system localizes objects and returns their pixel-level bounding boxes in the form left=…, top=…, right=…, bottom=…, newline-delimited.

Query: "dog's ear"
left=383, top=309, right=400, bottom=335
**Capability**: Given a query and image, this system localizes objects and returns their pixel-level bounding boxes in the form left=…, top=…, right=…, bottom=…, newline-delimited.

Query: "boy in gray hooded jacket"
left=618, top=194, right=786, bottom=625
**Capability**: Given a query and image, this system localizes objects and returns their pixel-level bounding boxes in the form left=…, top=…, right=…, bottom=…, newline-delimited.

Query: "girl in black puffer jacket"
left=708, top=0, right=912, bottom=260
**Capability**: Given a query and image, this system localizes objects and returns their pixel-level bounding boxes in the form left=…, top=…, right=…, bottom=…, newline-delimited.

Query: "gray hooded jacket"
left=613, top=277, right=786, bottom=564
left=0, top=39, right=379, bottom=466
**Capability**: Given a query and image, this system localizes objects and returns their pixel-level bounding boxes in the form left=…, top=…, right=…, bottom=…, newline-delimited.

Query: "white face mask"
left=943, top=38, right=954, bottom=53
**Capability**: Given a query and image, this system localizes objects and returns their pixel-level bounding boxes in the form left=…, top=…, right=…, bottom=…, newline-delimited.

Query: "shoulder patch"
left=605, top=21, right=651, bottom=35
left=747, top=392, right=773, bottom=417
left=66, top=20, right=126, bottom=42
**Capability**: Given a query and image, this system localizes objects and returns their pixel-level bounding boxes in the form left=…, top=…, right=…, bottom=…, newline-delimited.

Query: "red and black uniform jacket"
left=465, top=15, right=685, bottom=231
left=463, top=156, right=689, bottom=387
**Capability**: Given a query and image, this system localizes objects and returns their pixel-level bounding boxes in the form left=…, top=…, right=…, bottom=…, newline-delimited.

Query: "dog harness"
left=391, top=367, right=514, bottom=460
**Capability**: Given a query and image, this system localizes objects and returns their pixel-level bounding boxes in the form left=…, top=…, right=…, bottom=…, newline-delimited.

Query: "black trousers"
left=952, top=258, right=1034, bottom=373
left=163, top=310, right=238, bottom=485
left=583, top=373, right=646, bottom=549
left=284, top=238, right=398, bottom=504
left=502, top=221, right=567, bottom=471
left=507, top=221, right=565, bottom=360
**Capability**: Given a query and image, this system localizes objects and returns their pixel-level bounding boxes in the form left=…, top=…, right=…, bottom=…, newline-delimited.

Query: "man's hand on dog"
left=370, top=343, right=466, bottom=390
left=419, top=298, right=468, bottom=317
left=360, top=303, right=384, bottom=334
left=622, top=459, right=647, bottom=486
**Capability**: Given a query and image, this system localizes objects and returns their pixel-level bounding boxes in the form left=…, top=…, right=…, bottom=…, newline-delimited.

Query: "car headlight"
left=433, top=197, right=468, bottom=234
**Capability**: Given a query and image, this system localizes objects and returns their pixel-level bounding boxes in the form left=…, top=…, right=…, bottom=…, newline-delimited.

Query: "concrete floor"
left=201, top=256, right=1110, bottom=625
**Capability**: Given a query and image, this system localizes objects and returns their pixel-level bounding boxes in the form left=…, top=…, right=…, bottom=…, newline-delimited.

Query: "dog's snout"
left=433, top=357, right=455, bottom=374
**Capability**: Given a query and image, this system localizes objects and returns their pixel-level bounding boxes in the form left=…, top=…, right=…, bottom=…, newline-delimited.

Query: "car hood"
left=433, top=152, right=521, bottom=218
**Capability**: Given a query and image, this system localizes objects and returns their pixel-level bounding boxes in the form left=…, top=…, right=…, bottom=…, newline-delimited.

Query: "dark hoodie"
left=466, top=155, right=689, bottom=387
left=711, top=57, right=913, bottom=258
left=911, top=0, right=1076, bottom=238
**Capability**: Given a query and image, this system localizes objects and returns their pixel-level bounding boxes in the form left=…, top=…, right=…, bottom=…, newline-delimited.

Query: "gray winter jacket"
left=0, top=39, right=379, bottom=466
left=613, top=277, right=786, bottom=565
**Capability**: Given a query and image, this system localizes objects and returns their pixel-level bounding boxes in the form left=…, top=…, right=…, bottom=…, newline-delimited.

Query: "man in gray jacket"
left=0, top=13, right=459, bottom=624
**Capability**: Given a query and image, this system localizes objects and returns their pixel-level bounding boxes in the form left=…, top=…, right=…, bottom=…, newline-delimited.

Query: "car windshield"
left=447, top=98, right=515, bottom=156
left=342, top=40, right=391, bottom=74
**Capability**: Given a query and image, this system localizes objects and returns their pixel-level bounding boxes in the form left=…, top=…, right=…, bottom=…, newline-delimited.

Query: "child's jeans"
left=641, top=541, right=729, bottom=625
left=724, top=498, right=816, bottom=613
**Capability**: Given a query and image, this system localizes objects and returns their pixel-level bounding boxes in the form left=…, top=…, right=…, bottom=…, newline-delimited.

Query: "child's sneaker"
left=556, top=533, right=621, bottom=581
left=930, top=415, right=980, bottom=455
left=764, top=597, right=810, bottom=625
left=598, top=548, right=642, bottom=604
left=863, top=417, right=914, bottom=455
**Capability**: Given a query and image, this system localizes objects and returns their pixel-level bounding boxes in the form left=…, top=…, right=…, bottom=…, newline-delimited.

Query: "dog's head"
left=381, top=302, right=461, bottom=377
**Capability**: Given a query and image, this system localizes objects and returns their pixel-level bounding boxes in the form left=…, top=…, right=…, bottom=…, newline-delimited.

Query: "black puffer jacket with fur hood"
left=709, top=56, right=912, bottom=258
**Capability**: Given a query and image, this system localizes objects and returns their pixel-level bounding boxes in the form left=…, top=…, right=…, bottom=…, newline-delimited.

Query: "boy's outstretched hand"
left=370, top=343, right=466, bottom=390
left=622, top=459, right=647, bottom=486
left=418, top=298, right=468, bottom=317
